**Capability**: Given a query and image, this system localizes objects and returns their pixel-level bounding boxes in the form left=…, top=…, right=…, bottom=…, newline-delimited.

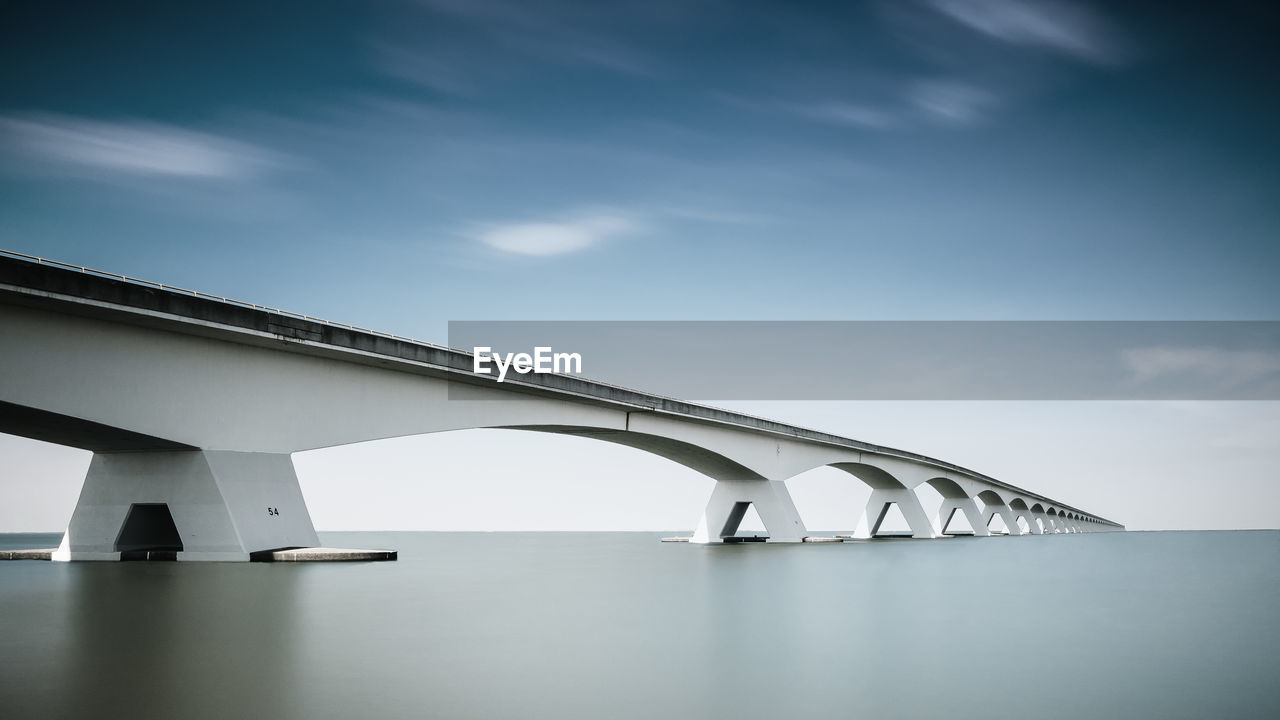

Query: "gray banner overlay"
left=447, top=321, right=1280, bottom=400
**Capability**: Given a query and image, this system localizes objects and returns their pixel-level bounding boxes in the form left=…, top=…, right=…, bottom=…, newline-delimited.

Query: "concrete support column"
left=1031, top=511, right=1050, bottom=535
left=984, top=505, right=1022, bottom=535
left=690, top=479, right=807, bottom=544
left=854, top=488, right=935, bottom=539
left=1014, top=510, right=1042, bottom=535
left=936, top=497, right=991, bottom=537
left=53, top=450, right=319, bottom=561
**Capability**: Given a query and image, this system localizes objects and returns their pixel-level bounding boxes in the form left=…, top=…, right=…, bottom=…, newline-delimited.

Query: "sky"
left=1, top=1, right=1277, bottom=532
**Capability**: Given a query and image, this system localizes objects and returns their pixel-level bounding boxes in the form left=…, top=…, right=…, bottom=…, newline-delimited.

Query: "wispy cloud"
left=472, top=209, right=638, bottom=256
left=416, top=0, right=661, bottom=74
left=652, top=205, right=777, bottom=226
left=926, top=0, right=1124, bottom=65
left=788, top=102, right=898, bottom=129
left=731, top=83, right=999, bottom=131
left=1123, top=346, right=1280, bottom=392
left=375, top=0, right=661, bottom=94
left=718, top=93, right=900, bottom=132
left=0, top=114, right=282, bottom=180
left=908, top=80, right=995, bottom=124
left=372, top=42, right=480, bottom=96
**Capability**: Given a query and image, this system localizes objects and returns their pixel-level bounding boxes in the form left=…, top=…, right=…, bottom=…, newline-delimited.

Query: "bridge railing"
left=1, top=248, right=806, bottom=413
left=0, top=249, right=748, bottom=413
left=0, top=248, right=459, bottom=351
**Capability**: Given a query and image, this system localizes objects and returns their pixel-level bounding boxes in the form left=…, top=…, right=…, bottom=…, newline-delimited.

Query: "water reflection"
left=52, top=561, right=305, bottom=720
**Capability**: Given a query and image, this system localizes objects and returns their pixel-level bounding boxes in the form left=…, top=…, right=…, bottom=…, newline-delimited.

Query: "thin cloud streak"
left=652, top=205, right=778, bottom=226
left=0, top=114, right=282, bottom=180
left=927, top=0, right=1124, bottom=65
left=472, top=210, right=638, bottom=256
left=908, top=80, right=995, bottom=124
left=789, top=102, right=898, bottom=129
left=372, top=42, right=480, bottom=96
left=375, top=0, right=660, bottom=93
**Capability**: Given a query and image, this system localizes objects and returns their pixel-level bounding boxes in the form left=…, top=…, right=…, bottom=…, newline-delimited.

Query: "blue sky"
left=2, top=0, right=1277, bottom=338
left=2, top=1, right=1278, bottom=532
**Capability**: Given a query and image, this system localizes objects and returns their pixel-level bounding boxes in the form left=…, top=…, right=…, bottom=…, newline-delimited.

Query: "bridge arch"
left=497, top=425, right=766, bottom=482
left=977, top=489, right=1006, bottom=506
left=461, top=424, right=809, bottom=543
left=827, top=463, right=935, bottom=539
left=1008, top=498, right=1040, bottom=535
left=976, top=489, right=1019, bottom=535
left=925, top=477, right=967, bottom=499
left=829, top=462, right=909, bottom=490
left=925, top=477, right=988, bottom=537
left=1030, top=503, right=1052, bottom=534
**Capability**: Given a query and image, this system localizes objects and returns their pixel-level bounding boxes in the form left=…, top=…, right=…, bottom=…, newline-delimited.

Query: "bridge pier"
left=1008, top=502, right=1040, bottom=534
left=1033, top=510, right=1052, bottom=534
left=52, top=450, right=319, bottom=561
left=936, top=497, right=990, bottom=537
left=854, top=488, right=935, bottom=539
left=690, top=479, right=807, bottom=543
left=983, top=505, right=1021, bottom=535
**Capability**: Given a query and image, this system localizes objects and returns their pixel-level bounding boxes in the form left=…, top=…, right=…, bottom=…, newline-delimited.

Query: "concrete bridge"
left=0, top=252, right=1123, bottom=560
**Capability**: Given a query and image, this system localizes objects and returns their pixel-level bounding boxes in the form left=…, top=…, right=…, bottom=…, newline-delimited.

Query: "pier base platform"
left=250, top=547, right=397, bottom=562
left=1, top=548, right=55, bottom=560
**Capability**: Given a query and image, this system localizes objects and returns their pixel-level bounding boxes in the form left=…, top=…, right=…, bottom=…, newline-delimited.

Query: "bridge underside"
left=13, top=403, right=1118, bottom=560
left=0, top=401, right=195, bottom=452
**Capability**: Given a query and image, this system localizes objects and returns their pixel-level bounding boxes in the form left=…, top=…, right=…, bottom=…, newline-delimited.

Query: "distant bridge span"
left=0, top=252, right=1122, bottom=560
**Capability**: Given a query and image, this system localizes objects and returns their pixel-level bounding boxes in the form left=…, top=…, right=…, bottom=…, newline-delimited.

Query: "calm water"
left=2, top=530, right=1278, bottom=719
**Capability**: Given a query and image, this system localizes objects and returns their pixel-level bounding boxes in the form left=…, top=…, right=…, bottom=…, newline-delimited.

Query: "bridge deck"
left=0, top=251, right=1121, bottom=526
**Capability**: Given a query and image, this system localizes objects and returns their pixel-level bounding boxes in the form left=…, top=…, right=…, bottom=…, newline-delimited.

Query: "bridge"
left=0, top=251, right=1123, bottom=560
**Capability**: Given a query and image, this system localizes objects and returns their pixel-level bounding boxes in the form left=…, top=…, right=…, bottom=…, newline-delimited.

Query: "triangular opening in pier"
left=987, top=513, right=1009, bottom=534
left=872, top=502, right=912, bottom=537
left=719, top=501, right=767, bottom=539
left=942, top=508, right=974, bottom=535
left=1015, top=516, right=1031, bottom=534
left=736, top=503, right=765, bottom=535
left=115, top=503, right=183, bottom=554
